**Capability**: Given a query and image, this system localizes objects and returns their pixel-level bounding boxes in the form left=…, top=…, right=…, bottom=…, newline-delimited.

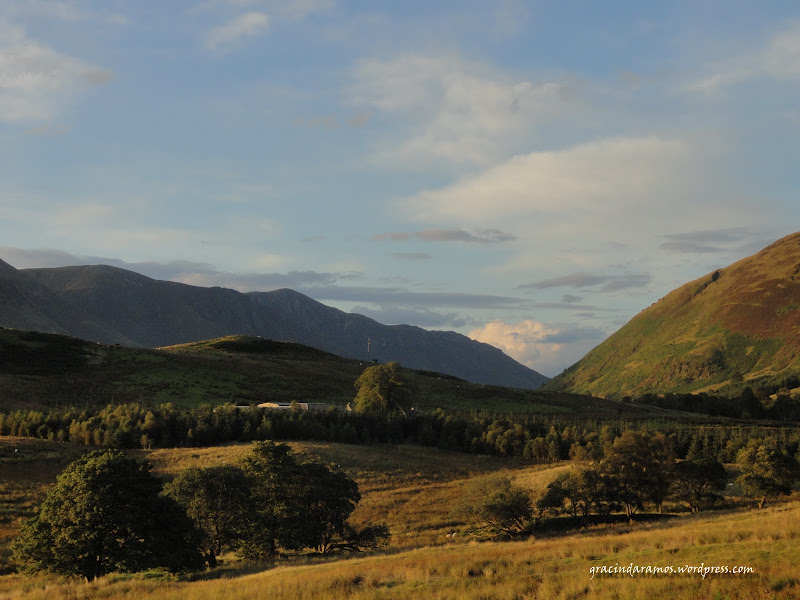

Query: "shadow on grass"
left=180, top=550, right=396, bottom=583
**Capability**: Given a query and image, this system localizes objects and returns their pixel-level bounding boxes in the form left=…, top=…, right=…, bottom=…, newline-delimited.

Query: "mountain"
left=0, top=258, right=80, bottom=335
left=0, top=262, right=548, bottom=389
left=546, top=232, right=800, bottom=397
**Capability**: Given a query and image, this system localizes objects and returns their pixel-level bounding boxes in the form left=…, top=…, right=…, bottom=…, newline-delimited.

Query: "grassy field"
left=1, top=435, right=799, bottom=599
left=2, top=499, right=798, bottom=599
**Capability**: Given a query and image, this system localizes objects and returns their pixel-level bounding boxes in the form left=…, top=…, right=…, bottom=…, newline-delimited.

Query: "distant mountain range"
left=547, top=232, right=800, bottom=397
left=0, top=260, right=549, bottom=389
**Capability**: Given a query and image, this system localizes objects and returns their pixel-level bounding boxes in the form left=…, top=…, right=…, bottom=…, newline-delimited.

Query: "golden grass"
left=1, top=500, right=798, bottom=600
left=134, top=441, right=554, bottom=549
left=133, top=441, right=532, bottom=489
left=2, top=436, right=799, bottom=599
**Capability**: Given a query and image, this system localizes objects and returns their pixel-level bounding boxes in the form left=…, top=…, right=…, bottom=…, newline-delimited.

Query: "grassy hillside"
left=548, top=232, right=800, bottom=398
left=1, top=436, right=798, bottom=600
left=0, top=328, right=667, bottom=417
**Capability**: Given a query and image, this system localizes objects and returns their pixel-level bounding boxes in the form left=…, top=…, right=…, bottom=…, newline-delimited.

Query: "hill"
left=547, top=232, right=800, bottom=397
left=0, top=328, right=642, bottom=416
left=0, top=261, right=547, bottom=389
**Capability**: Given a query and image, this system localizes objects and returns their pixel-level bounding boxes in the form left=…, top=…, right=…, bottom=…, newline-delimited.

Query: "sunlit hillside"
left=548, top=232, right=800, bottom=398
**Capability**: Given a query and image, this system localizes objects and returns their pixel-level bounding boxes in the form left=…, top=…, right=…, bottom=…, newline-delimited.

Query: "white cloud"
left=469, top=319, right=600, bottom=377
left=201, top=0, right=332, bottom=20
left=402, top=136, right=705, bottom=223
left=350, top=53, right=579, bottom=168
left=206, top=11, right=269, bottom=51
left=688, top=22, right=800, bottom=94
left=396, top=134, right=772, bottom=289
left=0, top=20, right=112, bottom=123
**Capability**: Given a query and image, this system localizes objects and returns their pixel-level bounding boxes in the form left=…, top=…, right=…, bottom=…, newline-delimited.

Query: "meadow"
left=1, top=436, right=799, bottom=599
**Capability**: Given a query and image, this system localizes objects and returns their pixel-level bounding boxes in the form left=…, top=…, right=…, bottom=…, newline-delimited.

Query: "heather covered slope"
left=547, top=232, right=800, bottom=397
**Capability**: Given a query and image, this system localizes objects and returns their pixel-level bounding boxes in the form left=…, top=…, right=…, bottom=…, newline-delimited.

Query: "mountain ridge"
left=0, top=262, right=548, bottom=389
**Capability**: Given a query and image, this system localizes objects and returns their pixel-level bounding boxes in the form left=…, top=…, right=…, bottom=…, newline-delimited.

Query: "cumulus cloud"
left=396, top=134, right=770, bottom=285
left=402, top=136, right=704, bottom=223
left=350, top=53, right=580, bottom=167
left=0, top=20, right=112, bottom=123
left=468, top=319, right=606, bottom=376
left=206, top=11, right=269, bottom=50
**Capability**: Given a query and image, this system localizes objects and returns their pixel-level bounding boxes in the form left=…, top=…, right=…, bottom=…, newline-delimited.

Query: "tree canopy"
left=164, top=465, right=251, bottom=567
left=12, top=450, right=202, bottom=581
left=599, top=431, right=674, bottom=517
left=672, top=457, right=728, bottom=513
left=459, top=474, right=536, bottom=536
left=353, top=362, right=410, bottom=413
left=736, top=442, right=800, bottom=508
left=236, top=441, right=388, bottom=558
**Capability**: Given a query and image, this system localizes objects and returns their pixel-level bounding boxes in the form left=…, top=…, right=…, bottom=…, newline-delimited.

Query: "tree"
left=672, top=458, right=728, bottom=513
left=164, top=465, right=251, bottom=567
left=353, top=362, right=410, bottom=414
left=236, top=442, right=388, bottom=557
left=600, top=431, right=673, bottom=517
left=736, top=443, right=800, bottom=508
left=460, top=475, right=534, bottom=536
left=12, top=450, right=202, bottom=581
left=239, top=441, right=305, bottom=559
left=293, top=462, right=362, bottom=553
left=538, top=468, right=612, bottom=523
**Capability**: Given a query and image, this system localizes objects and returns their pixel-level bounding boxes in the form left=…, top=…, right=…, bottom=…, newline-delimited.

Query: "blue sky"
left=1, top=1, right=799, bottom=376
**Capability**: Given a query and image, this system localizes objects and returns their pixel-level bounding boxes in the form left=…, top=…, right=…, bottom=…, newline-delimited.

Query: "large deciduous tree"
left=736, top=443, right=800, bottom=508
left=12, top=450, right=202, bottom=581
left=459, top=475, right=535, bottom=536
left=293, top=462, right=361, bottom=553
left=239, top=441, right=305, bottom=559
left=538, top=468, right=612, bottom=523
left=164, top=465, right=251, bottom=567
left=353, top=362, right=410, bottom=414
left=236, top=441, right=388, bottom=557
left=600, top=431, right=674, bottom=517
left=671, top=457, right=728, bottom=513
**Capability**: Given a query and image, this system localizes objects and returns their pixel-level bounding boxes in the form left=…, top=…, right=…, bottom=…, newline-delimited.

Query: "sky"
left=1, top=1, right=799, bottom=377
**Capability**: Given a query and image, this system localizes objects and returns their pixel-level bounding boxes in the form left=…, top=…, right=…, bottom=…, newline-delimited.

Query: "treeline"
left=13, top=442, right=388, bottom=581
left=460, top=432, right=800, bottom=537
left=628, top=386, right=800, bottom=420
left=2, top=402, right=799, bottom=464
